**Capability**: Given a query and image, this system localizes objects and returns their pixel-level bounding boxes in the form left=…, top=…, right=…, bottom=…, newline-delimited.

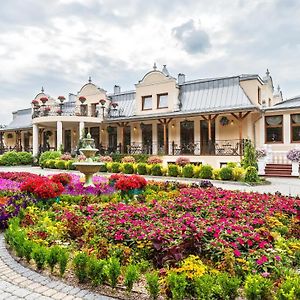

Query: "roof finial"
left=153, top=62, right=157, bottom=70
left=266, top=69, right=270, bottom=76
left=88, top=76, right=92, bottom=83
left=277, top=84, right=281, bottom=92
left=162, top=64, right=170, bottom=76
left=41, top=86, right=44, bottom=93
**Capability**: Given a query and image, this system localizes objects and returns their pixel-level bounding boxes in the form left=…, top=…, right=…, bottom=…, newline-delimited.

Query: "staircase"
left=264, top=163, right=292, bottom=177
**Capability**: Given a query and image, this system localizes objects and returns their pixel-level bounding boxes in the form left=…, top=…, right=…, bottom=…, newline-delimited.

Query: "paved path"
left=0, top=234, right=113, bottom=299
left=0, top=165, right=300, bottom=196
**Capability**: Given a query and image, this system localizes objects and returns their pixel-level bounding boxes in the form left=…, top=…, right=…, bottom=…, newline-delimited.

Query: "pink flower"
left=233, top=249, right=241, bottom=257
left=256, top=255, right=268, bottom=265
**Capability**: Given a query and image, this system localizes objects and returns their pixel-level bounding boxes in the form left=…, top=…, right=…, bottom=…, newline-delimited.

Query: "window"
left=157, top=93, right=168, bottom=109
left=265, top=115, right=283, bottom=143
left=142, top=95, right=152, bottom=110
left=258, top=87, right=261, bottom=104
left=291, top=114, right=300, bottom=142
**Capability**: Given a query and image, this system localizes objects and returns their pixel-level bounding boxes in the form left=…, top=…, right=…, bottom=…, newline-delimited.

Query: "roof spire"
left=88, top=76, right=92, bottom=83
left=266, top=69, right=270, bottom=76
left=277, top=84, right=281, bottom=92
left=41, top=86, right=44, bottom=93
left=153, top=62, right=157, bottom=70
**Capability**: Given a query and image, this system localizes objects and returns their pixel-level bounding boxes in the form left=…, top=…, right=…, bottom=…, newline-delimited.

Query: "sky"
left=1, top=0, right=300, bottom=125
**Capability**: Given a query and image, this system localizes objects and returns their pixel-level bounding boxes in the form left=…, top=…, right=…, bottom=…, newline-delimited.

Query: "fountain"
left=73, top=133, right=104, bottom=187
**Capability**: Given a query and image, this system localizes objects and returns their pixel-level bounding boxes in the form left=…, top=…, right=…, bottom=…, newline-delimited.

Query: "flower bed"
left=1, top=171, right=300, bottom=299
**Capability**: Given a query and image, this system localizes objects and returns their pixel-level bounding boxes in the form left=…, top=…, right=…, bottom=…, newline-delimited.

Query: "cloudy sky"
left=1, top=0, right=300, bottom=124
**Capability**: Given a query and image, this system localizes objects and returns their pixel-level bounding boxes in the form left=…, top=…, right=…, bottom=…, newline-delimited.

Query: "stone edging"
left=0, top=233, right=114, bottom=300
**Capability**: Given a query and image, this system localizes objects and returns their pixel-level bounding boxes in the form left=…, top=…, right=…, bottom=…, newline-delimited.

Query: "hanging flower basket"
left=111, top=102, right=118, bottom=109
left=58, top=96, right=65, bottom=103
left=99, top=99, right=106, bottom=106
left=79, top=96, right=86, bottom=104
left=40, top=97, right=48, bottom=104
left=31, top=100, right=39, bottom=106
left=220, top=116, right=229, bottom=126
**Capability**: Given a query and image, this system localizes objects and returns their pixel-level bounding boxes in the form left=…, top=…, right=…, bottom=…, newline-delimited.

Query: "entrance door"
left=64, top=130, right=72, bottom=153
left=90, top=127, right=100, bottom=149
left=108, top=127, right=118, bottom=153
left=157, top=123, right=168, bottom=154
left=200, top=120, right=215, bottom=155
left=124, top=126, right=131, bottom=153
left=180, top=121, right=194, bottom=154
left=24, top=132, right=30, bottom=151
left=142, top=124, right=152, bottom=154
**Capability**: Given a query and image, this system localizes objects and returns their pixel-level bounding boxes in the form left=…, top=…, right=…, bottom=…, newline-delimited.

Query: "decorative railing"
left=32, top=103, right=99, bottom=118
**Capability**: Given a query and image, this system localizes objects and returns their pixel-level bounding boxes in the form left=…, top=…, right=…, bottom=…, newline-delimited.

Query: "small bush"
left=168, top=164, right=179, bottom=177
left=245, top=166, right=259, bottom=183
left=175, top=157, right=190, bottom=167
left=147, top=156, right=163, bottom=164
left=73, top=252, right=89, bottom=283
left=18, top=152, right=33, bottom=165
left=58, top=249, right=69, bottom=277
left=232, top=167, right=245, bottom=181
left=194, top=274, right=216, bottom=300
left=87, top=257, right=107, bottom=286
left=146, top=272, right=160, bottom=300
left=194, top=165, right=201, bottom=178
left=39, top=151, right=61, bottom=167
left=167, top=272, right=188, bottom=300
left=111, top=162, right=121, bottom=173
left=99, top=163, right=108, bottom=172
left=99, top=155, right=113, bottom=163
left=32, top=245, right=48, bottom=270
left=219, top=166, right=234, bottom=181
left=108, top=257, right=121, bottom=288
left=66, top=160, right=76, bottom=170
left=212, top=168, right=220, bottom=180
left=55, top=160, right=66, bottom=169
left=60, top=153, right=72, bottom=161
left=227, top=162, right=238, bottom=168
left=151, top=164, right=162, bottom=176
left=122, top=163, right=135, bottom=174
left=0, top=151, right=20, bottom=166
left=217, top=273, right=241, bottom=300
left=121, top=156, right=136, bottom=163
left=23, top=240, right=34, bottom=263
left=47, top=246, right=61, bottom=273
left=276, top=276, right=300, bottom=300
left=124, top=264, right=139, bottom=292
left=199, top=164, right=213, bottom=179
left=244, top=274, right=272, bottom=300
left=137, top=163, right=147, bottom=175
left=182, top=164, right=194, bottom=178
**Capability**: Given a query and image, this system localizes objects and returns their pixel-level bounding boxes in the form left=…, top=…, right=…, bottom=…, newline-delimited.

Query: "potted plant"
left=99, top=99, right=106, bottom=106
left=220, top=116, right=229, bottom=126
left=79, top=96, right=86, bottom=104
left=43, top=107, right=51, bottom=116
left=256, top=148, right=267, bottom=175
left=287, top=149, right=300, bottom=176
left=40, top=97, right=48, bottom=105
left=31, top=99, right=39, bottom=106
left=58, top=96, right=65, bottom=103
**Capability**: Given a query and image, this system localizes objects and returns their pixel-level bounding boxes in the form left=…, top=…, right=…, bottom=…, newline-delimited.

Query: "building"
left=1, top=64, right=299, bottom=169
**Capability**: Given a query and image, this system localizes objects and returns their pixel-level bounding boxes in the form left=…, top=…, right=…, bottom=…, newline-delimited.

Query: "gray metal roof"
left=108, top=91, right=136, bottom=117
left=4, top=108, right=32, bottom=131
left=180, top=76, right=255, bottom=113
left=267, top=96, right=300, bottom=111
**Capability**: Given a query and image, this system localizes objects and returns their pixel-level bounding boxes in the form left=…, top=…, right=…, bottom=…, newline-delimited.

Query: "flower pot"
left=291, top=161, right=299, bottom=176
left=257, top=159, right=266, bottom=175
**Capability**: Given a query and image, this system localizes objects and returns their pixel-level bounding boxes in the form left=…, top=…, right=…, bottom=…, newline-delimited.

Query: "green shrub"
left=227, top=162, right=238, bottom=168
left=219, top=166, right=234, bottom=181
left=199, top=164, right=213, bottom=179
left=87, top=257, right=107, bottom=286
left=58, top=249, right=69, bottom=277
left=167, top=272, right=188, bottom=300
left=276, top=276, right=300, bottom=300
left=47, top=246, right=61, bottom=273
left=32, top=245, right=48, bottom=270
left=39, top=151, right=61, bottom=167
left=122, top=163, right=135, bottom=174
left=46, top=159, right=57, bottom=169
left=194, top=274, right=216, bottom=300
left=194, top=165, right=201, bottom=178
left=108, top=257, right=121, bottom=288
left=55, top=160, right=66, bottom=169
left=245, top=166, right=259, bottom=183
left=137, top=163, right=147, bottom=175
left=242, top=140, right=258, bottom=169
left=151, top=164, right=162, bottom=176
left=212, top=168, right=220, bottom=180
left=244, top=274, right=272, bottom=300
left=18, top=152, right=33, bottom=165
left=124, top=264, right=139, bottom=292
left=182, top=164, right=194, bottom=178
left=111, top=162, right=121, bottom=173
left=0, top=151, right=20, bottom=166
left=73, top=252, right=89, bottom=283
left=168, top=164, right=179, bottom=177
left=216, top=273, right=241, bottom=300
left=146, top=272, right=160, bottom=300
left=66, top=160, right=76, bottom=170
left=232, top=167, right=245, bottom=181
left=23, top=240, right=34, bottom=263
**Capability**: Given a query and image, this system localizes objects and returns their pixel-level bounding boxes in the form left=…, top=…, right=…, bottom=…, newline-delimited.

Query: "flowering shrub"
left=51, top=173, right=72, bottom=186
left=76, top=154, right=86, bottom=161
left=20, top=176, right=64, bottom=199
left=121, top=156, right=136, bottom=163
left=256, top=148, right=267, bottom=159
left=99, top=156, right=113, bottom=163
left=287, top=149, right=300, bottom=162
left=175, top=157, right=190, bottom=167
left=60, top=153, right=72, bottom=161
left=147, top=156, right=163, bottom=164
left=114, top=174, right=147, bottom=192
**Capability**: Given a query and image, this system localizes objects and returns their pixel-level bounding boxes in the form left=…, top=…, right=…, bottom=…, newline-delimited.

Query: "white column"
left=32, top=124, right=39, bottom=156
left=152, top=122, right=158, bottom=155
left=79, top=121, right=85, bottom=139
left=194, top=119, right=200, bottom=155
left=57, top=121, right=63, bottom=151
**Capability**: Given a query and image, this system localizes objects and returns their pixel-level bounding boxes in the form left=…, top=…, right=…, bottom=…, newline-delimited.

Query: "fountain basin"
left=73, top=162, right=104, bottom=187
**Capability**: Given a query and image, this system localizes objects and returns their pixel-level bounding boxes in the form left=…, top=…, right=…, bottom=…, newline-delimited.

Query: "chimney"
left=178, top=73, right=185, bottom=85
left=114, top=85, right=121, bottom=94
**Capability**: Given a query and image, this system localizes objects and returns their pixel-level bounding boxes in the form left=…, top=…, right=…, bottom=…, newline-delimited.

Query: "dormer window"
left=142, top=95, right=152, bottom=110
left=157, top=93, right=168, bottom=109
